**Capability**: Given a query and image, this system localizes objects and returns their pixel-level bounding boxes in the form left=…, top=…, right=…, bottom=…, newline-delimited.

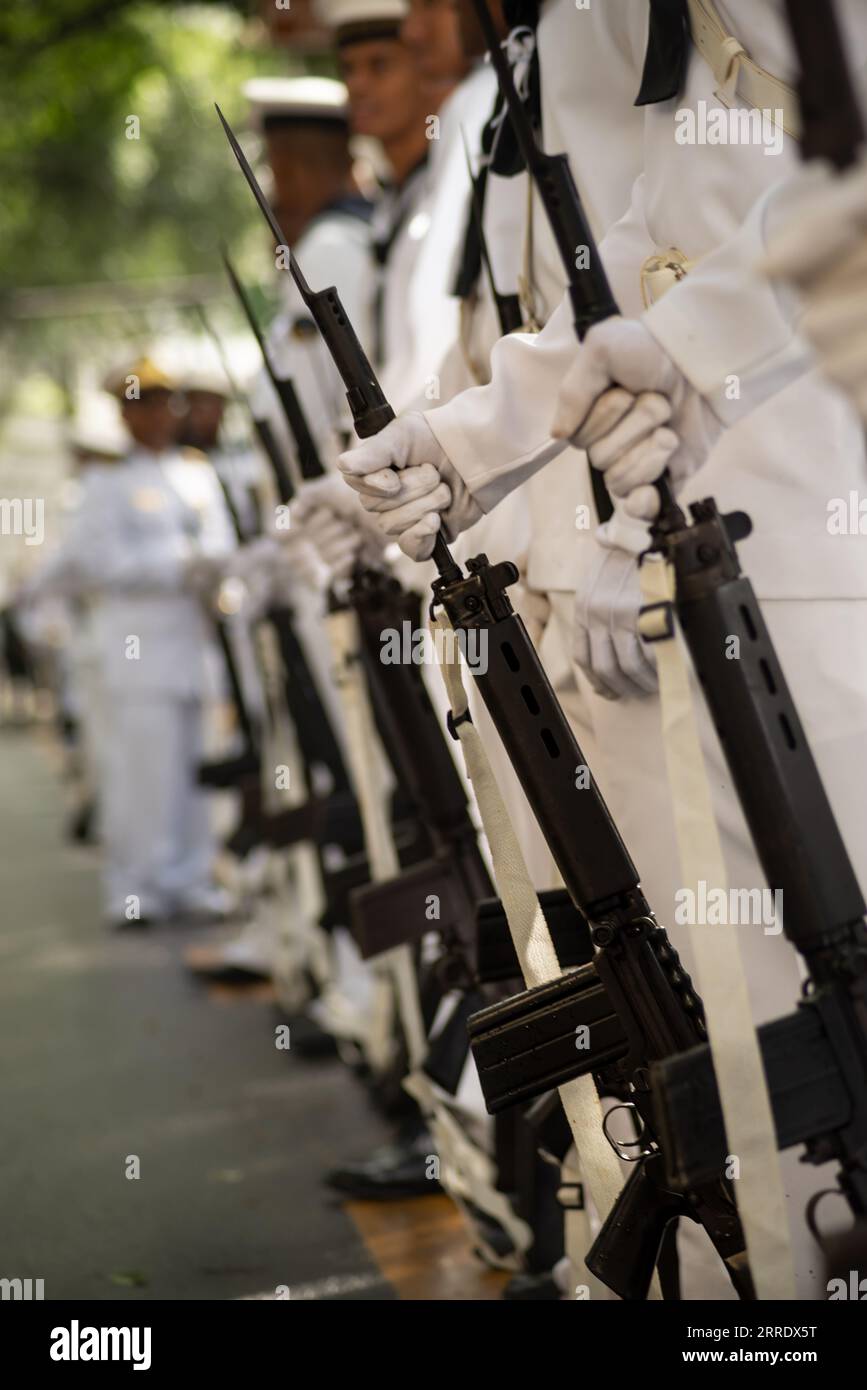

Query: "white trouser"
left=100, top=693, right=215, bottom=920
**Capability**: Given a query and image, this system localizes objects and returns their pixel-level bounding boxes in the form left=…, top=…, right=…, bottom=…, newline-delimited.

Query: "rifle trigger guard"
left=602, top=1103, right=654, bottom=1162
left=805, top=1185, right=848, bottom=1246
left=447, top=707, right=473, bottom=741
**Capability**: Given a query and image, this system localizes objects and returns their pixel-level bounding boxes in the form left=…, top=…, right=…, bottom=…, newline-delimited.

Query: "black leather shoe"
left=110, top=915, right=157, bottom=932
left=286, top=1013, right=339, bottom=1059
left=325, top=1133, right=441, bottom=1200
left=501, top=1271, right=561, bottom=1300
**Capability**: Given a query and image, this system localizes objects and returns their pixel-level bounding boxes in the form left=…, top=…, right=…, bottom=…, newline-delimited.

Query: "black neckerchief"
left=635, top=0, right=690, bottom=105
left=371, top=155, right=429, bottom=266
left=312, top=192, right=374, bottom=225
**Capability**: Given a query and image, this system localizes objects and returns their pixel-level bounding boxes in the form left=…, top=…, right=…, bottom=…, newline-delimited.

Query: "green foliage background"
left=0, top=1, right=329, bottom=395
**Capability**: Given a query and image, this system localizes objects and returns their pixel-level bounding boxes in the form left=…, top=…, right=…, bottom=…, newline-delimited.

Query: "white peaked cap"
left=243, top=76, right=349, bottom=127
left=314, top=0, right=408, bottom=43
left=179, top=366, right=231, bottom=396
left=68, top=393, right=128, bottom=458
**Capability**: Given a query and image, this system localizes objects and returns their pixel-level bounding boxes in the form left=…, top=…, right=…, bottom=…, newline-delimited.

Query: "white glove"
left=762, top=156, right=867, bottom=423
left=226, top=535, right=281, bottom=586
left=183, top=551, right=226, bottom=600
left=551, top=317, right=722, bottom=521
left=269, top=537, right=328, bottom=599
left=337, top=412, right=482, bottom=561
left=291, top=474, right=388, bottom=581
left=573, top=519, right=657, bottom=701
left=225, top=531, right=323, bottom=605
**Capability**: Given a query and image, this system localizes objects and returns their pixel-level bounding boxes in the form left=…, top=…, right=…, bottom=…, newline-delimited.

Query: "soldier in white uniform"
left=337, top=0, right=867, bottom=1295
left=35, top=359, right=237, bottom=927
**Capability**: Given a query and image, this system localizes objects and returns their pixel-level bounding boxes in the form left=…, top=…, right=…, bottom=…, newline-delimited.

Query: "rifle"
left=216, top=103, right=751, bottom=1301
left=220, top=244, right=500, bottom=979
left=219, top=257, right=440, bottom=891
left=646, top=0, right=867, bottom=1254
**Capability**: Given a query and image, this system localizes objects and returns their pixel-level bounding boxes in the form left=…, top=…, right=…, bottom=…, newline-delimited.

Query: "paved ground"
left=0, top=727, right=394, bottom=1301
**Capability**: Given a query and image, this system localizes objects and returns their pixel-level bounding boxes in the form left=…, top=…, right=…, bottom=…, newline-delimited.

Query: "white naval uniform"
left=381, top=63, right=497, bottom=414
left=424, top=0, right=647, bottom=895
left=421, top=0, right=867, bottom=1295
left=250, top=202, right=377, bottom=772
left=370, top=159, right=430, bottom=375
left=247, top=202, right=391, bottom=1027
left=51, top=448, right=235, bottom=920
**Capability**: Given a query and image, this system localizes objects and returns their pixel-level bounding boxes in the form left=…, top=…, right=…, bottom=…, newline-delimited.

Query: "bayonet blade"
left=215, top=103, right=313, bottom=300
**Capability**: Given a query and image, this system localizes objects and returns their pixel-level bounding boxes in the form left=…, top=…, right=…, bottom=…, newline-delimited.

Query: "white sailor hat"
left=242, top=76, right=349, bottom=130
left=314, top=0, right=408, bottom=45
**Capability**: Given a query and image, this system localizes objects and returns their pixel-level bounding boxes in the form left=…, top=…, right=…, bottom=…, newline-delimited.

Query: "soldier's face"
left=265, top=124, right=351, bottom=244
left=401, top=0, right=469, bottom=101
left=338, top=39, right=423, bottom=144
left=121, top=390, right=181, bottom=452
left=182, top=391, right=225, bottom=451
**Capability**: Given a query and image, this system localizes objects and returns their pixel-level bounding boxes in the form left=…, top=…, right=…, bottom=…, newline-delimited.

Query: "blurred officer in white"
left=66, top=360, right=235, bottom=926
left=16, top=405, right=128, bottom=840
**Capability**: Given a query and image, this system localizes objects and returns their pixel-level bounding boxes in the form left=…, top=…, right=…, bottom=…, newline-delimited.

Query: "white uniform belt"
left=686, top=0, right=801, bottom=140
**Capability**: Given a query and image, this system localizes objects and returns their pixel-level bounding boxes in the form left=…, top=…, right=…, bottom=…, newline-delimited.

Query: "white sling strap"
left=559, top=1145, right=612, bottom=1301
left=429, top=611, right=660, bottom=1297
left=326, top=606, right=428, bottom=1071
left=638, top=556, right=796, bottom=1300
left=686, top=0, right=801, bottom=140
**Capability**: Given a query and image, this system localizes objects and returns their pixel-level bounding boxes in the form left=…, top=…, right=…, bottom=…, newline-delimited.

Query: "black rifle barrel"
left=221, top=251, right=325, bottom=486
left=785, top=0, right=865, bottom=167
